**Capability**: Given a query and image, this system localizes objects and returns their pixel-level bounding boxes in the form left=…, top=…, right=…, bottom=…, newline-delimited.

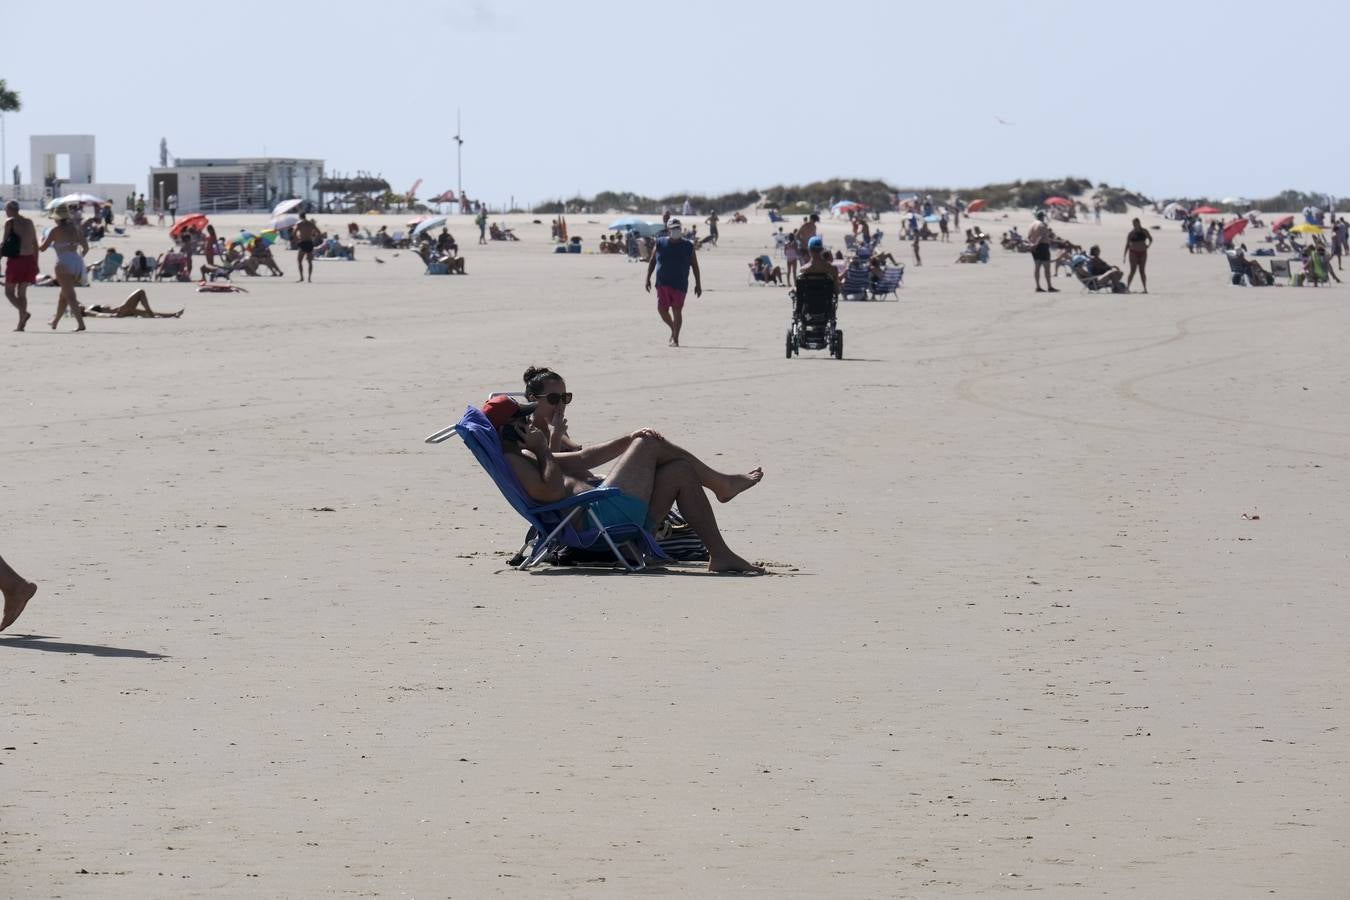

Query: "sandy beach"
left=3, top=208, right=1348, bottom=897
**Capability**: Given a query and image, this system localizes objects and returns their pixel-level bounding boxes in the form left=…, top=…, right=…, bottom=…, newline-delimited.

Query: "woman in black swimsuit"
left=1123, top=218, right=1153, bottom=293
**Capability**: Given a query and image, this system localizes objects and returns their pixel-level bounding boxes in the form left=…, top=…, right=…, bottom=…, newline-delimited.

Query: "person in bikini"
left=1123, top=217, right=1153, bottom=293
left=39, top=204, right=88, bottom=331
left=486, top=394, right=763, bottom=574
left=1027, top=210, right=1056, bottom=293
left=82, top=289, right=183, bottom=318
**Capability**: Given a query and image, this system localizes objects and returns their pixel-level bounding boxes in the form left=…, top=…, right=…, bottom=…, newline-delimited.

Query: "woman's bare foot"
left=715, top=467, right=764, bottom=503
left=75, top=322, right=86, bottom=332
left=1, top=579, right=37, bottom=632
left=49, top=318, right=58, bottom=330
left=15, top=312, right=30, bottom=332
left=708, top=553, right=765, bottom=575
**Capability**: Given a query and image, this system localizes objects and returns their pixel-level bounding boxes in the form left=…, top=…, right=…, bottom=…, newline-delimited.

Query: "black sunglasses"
left=532, top=392, right=572, bottom=405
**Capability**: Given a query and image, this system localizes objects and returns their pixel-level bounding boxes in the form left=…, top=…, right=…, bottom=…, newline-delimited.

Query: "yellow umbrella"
left=1290, top=222, right=1323, bottom=233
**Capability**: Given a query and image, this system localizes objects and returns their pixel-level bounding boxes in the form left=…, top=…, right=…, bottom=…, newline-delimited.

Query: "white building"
left=0, top=135, right=134, bottom=209
left=147, top=157, right=325, bottom=213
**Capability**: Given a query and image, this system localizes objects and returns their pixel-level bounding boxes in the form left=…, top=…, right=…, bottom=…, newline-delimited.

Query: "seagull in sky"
left=995, top=116, right=1015, bottom=126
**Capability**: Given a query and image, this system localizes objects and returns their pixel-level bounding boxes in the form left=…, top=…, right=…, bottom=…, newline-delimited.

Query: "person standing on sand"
left=167, top=193, right=178, bottom=225
left=0, top=553, right=37, bottom=632
left=645, top=217, right=701, bottom=348
left=39, top=205, right=88, bottom=331
left=292, top=213, right=320, bottom=282
left=4, top=200, right=39, bottom=331
left=476, top=208, right=488, bottom=245
left=1028, top=210, right=1057, bottom=292
left=1123, top=217, right=1153, bottom=293
left=704, top=210, right=719, bottom=246
left=796, top=213, right=819, bottom=247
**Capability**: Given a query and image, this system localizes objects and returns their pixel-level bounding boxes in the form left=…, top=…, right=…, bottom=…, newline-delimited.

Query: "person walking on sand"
left=704, top=210, right=719, bottom=246
left=1123, top=217, right=1153, bottom=293
left=3, top=200, right=40, bottom=331
left=476, top=208, right=488, bottom=245
left=0, top=553, right=37, bottom=632
left=292, top=213, right=320, bottom=282
left=39, top=204, right=88, bottom=331
left=645, top=217, right=702, bottom=348
left=1028, top=210, right=1057, bottom=292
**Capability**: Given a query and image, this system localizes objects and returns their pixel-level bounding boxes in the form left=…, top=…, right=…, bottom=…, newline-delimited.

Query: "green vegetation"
left=0, top=80, right=19, bottom=115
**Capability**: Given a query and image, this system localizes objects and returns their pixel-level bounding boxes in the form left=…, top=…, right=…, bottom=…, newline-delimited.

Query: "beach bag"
left=0, top=229, right=19, bottom=258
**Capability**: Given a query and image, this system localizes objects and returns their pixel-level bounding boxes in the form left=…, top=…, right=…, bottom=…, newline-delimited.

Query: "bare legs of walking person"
left=4, top=280, right=29, bottom=332
left=0, top=553, right=37, bottom=632
left=49, top=266, right=86, bottom=332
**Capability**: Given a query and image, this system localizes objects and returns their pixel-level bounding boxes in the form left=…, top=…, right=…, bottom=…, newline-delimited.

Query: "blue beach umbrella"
left=608, top=216, right=663, bottom=237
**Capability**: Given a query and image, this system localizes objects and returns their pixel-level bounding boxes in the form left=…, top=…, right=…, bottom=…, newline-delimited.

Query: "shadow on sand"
left=0, top=634, right=169, bottom=659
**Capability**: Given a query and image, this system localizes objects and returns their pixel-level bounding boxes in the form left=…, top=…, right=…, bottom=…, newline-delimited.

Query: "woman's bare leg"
left=55, top=269, right=85, bottom=330
left=646, top=460, right=762, bottom=573
left=0, top=553, right=37, bottom=632
left=633, top=434, right=761, bottom=503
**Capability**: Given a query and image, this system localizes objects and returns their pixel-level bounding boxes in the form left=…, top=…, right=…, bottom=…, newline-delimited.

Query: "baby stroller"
left=786, top=273, right=843, bottom=359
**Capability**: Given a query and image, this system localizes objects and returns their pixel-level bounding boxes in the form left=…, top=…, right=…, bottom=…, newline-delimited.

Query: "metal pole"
left=454, top=109, right=463, bottom=213
left=1, top=113, right=6, bottom=195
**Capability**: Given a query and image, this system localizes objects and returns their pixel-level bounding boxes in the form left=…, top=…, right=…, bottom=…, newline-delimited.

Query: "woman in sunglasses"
left=522, top=365, right=763, bottom=504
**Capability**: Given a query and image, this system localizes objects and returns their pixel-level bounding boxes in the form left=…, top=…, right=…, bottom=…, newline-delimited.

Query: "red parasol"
left=169, top=213, right=209, bottom=238
left=1043, top=196, right=1072, bottom=207
left=1272, top=215, right=1295, bottom=231
left=1191, top=205, right=1219, bottom=215
left=1222, top=218, right=1248, bottom=244
left=967, top=199, right=986, bottom=212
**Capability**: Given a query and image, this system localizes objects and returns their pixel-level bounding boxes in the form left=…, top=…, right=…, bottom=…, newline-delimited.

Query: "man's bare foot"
left=75, top=322, right=86, bottom=332
left=16, top=312, right=30, bottom=332
left=173, top=310, right=184, bottom=318
left=715, top=467, right=763, bottom=503
left=49, top=318, right=58, bottom=329
left=708, top=553, right=765, bottom=575
left=1, top=580, right=37, bottom=632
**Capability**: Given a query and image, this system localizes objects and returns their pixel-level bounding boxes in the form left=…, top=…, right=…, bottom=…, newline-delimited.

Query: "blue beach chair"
left=840, top=261, right=871, bottom=300
left=870, top=265, right=903, bottom=300
left=426, top=406, right=667, bottom=571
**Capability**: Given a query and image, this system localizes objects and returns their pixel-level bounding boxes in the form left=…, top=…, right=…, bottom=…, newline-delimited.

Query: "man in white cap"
left=644, top=217, right=702, bottom=347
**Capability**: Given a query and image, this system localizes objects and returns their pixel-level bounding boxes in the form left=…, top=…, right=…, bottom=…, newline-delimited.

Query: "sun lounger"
left=870, top=265, right=903, bottom=299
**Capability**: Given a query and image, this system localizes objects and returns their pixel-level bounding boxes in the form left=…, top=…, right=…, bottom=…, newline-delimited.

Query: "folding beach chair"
left=1269, top=258, right=1293, bottom=284
left=89, top=251, right=124, bottom=282
left=840, top=261, right=871, bottom=300
left=426, top=406, right=668, bottom=571
left=870, top=265, right=904, bottom=300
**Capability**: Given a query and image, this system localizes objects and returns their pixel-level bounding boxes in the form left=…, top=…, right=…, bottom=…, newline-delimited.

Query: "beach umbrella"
left=1222, top=218, right=1248, bottom=244
left=923, top=214, right=940, bottom=223
left=272, top=198, right=305, bottom=217
left=169, top=213, right=209, bottom=238
left=966, top=198, right=986, bottom=213
left=608, top=216, right=663, bottom=237
left=271, top=213, right=300, bottom=230
left=1043, top=196, right=1072, bottom=207
left=831, top=200, right=863, bottom=214
left=406, top=215, right=430, bottom=228
left=228, top=230, right=256, bottom=247
left=1272, top=215, right=1295, bottom=231
left=1290, top=222, right=1323, bottom=234
left=413, top=214, right=448, bottom=236
left=1191, top=205, right=1219, bottom=215
left=46, top=192, right=105, bottom=209
left=255, top=229, right=281, bottom=245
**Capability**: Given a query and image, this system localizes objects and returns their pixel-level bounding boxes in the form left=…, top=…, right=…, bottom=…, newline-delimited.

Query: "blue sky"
left=4, top=0, right=1346, bottom=207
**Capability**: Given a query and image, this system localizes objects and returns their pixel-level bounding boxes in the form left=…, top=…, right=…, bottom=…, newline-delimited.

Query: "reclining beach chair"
left=122, top=254, right=156, bottom=281
left=840, top=261, right=871, bottom=300
left=89, top=251, right=124, bottom=282
left=1269, top=258, right=1293, bottom=284
left=425, top=406, right=668, bottom=572
left=870, top=265, right=903, bottom=300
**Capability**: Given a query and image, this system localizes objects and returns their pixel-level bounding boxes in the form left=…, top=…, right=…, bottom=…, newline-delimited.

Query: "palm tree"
left=0, top=80, right=20, bottom=187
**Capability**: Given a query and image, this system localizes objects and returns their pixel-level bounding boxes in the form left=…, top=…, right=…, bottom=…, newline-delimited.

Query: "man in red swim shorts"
left=644, top=217, right=702, bottom=347
left=3, top=200, right=39, bottom=332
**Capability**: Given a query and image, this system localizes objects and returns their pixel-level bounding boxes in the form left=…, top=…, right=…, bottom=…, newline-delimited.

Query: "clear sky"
left=4, top=0, right=1346, bottom=207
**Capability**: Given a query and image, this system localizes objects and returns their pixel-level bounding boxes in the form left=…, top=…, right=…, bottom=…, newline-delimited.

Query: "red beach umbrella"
left=967, top=199, right=986, bottom=212
left=1222, top=218, right=1248, bottom=244
left=1272, top=215, right=1295, bottom=231
left=1043, top=196, right=1072, bottom=207
left=169, top=213, right=209, bottom=238
left=1191, top=205, right=1220, bottom=215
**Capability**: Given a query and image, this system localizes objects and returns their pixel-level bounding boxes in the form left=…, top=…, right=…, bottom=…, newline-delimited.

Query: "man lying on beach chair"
left=1071, top=245, right=1128, bottom=293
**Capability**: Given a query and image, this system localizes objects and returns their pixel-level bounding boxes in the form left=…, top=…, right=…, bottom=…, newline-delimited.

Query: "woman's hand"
left=629, top=427, right=663, bottom=442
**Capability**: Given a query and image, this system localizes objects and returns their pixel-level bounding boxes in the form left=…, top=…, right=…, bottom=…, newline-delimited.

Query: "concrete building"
left=0, top=135, right=134, bottom=209
left=147, top=157, right=325, bottom=213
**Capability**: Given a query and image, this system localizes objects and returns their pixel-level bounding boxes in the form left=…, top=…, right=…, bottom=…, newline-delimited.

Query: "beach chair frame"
left=426, top=406, right=667, bottom=572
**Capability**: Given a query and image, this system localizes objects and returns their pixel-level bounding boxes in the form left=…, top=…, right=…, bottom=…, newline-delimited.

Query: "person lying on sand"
left=485, top=393, right=763, bottom=574
left=80, top=289, right=183, bottom=318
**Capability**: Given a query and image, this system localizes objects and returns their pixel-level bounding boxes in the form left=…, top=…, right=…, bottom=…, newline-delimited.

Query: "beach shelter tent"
left=966, top=199, right=986, bottom=213
left=1043, top=196, right=1072, bottom=207
left=1191, top=205, right=1220, bottom=215
left=1161, top=202, right=1187, bottom=220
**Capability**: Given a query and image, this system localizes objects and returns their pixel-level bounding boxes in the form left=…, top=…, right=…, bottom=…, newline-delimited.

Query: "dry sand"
left=2, top=208, right=1347, bottom=897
